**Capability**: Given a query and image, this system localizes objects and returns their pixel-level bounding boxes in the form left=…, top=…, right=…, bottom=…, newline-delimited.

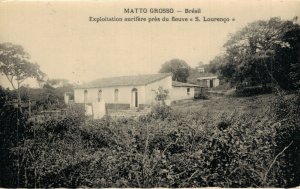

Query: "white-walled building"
left=195, top=67, right=220, bottom=88
left=171, top=81, right=198, bottom=101
left=73, top=73, right=198, bottom=108
left=197, top=76, right=220, bottom=88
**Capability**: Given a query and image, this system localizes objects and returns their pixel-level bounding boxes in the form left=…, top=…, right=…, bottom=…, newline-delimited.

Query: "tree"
left=197, top=61, right=205, bottom=68
left=159, top=59, right=191, bottom=82
left=207, top=56, right=223, bottom=74
left=0, top=42, right=45, bottom=111
left=219, top=17, right=300, bottom=90
left=45, top=78, right=74, bottom=88
left=153, top=86, right=169, bottom=105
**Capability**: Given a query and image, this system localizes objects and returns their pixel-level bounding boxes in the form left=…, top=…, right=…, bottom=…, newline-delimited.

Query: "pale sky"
left=0, top=0, right=300, bottom=88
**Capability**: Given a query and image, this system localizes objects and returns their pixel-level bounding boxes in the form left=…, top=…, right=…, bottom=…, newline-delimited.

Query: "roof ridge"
left=76, top=73, right=172, bottom=89
left=172, top=81, right=199, bottom=87
left=91, top=72, right=171, bottom=80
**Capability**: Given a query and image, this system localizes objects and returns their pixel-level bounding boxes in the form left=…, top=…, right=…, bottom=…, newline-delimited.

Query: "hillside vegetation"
left=1, top=92, right=299, bottom=188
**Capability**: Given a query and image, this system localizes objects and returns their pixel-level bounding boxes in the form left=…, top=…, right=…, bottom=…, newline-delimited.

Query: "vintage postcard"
left=0, top=0, right=300, bottom=188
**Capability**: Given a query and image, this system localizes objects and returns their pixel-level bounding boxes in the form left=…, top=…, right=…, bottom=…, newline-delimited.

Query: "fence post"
left=28, top=99, right=31, bottom=117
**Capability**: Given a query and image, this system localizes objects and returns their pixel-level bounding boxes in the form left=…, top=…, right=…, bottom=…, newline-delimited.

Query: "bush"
left=150, top=103, right=172, bottom=120
left=1, top=92, right=299, bottom=187
left=272, top=92, right=300, bottom=187
left=236, top=85, right=273, bottom=96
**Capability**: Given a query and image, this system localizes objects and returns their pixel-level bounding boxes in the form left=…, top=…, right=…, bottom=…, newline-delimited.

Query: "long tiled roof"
left=76, top=73, right=172, bottom=88
left=172, top=81, right=199, bottom=87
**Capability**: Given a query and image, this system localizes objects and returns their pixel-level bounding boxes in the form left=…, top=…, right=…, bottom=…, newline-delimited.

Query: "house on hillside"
left=73, top=73, right=199, bottom=109
left=197, top=73, right=220, bottom=88
left=197, top=67, right=205, bottom=73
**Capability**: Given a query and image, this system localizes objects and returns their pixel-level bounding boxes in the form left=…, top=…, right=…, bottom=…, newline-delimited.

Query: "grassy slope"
left=171, top=93, right=275, bottom=116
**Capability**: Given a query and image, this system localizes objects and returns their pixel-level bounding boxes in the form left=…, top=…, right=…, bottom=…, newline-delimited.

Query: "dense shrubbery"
left=235, top=85, right=273, bottom=96
left=0, top=93, right=299, bottom=187
left=272, top=92, right=300, bottom=187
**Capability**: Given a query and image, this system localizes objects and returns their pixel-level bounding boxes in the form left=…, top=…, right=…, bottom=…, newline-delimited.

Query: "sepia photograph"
left=0, top=0, right=300, bottom=188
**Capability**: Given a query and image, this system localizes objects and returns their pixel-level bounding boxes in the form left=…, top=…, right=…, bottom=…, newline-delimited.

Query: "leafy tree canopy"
left=0, top=42, right=46, bottom=112
left=159, top=59, right=191, bottom=82
left=217, top=17, right=300, bottom=90
left=0, top=42, right=45, bottom=90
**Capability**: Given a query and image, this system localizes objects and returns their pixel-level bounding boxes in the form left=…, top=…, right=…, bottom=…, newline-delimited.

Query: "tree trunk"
left=17, top=82, right=23, bottom=113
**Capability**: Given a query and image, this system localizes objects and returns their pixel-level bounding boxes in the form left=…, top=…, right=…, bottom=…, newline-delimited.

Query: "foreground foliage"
left=0, top=94, right=299, bottom=187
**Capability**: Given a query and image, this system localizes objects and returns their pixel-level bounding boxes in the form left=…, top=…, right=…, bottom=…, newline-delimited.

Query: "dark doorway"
left=210, top=80, right=214, bottom=88
left=132, top=88, right=138, bottom=107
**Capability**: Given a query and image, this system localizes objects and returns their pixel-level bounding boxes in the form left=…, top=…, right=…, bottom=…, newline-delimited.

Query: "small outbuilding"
left=171, top=81, right=199, bottom=101
left=197, top=75, right=220, bottom=88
